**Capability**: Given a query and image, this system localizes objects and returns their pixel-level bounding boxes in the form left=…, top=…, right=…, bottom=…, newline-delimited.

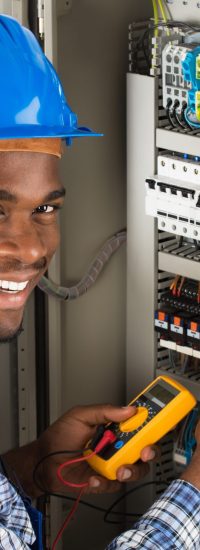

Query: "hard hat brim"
left=0, top=125, right=103, bottom=139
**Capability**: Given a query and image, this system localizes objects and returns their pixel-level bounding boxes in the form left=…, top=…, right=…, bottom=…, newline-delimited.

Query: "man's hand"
left=37, top=404, right=158, bottom=495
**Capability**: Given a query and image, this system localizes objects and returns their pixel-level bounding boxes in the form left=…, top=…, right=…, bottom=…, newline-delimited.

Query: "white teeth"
left=0, top=280, right=29, bottom=291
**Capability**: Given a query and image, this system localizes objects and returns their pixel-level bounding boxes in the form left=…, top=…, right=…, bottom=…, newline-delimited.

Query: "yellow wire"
left=152, top=0, right=159, bottom=37
left=157, top=0, right=170, bottom=35
left=157, top=0, right=167, bottom=22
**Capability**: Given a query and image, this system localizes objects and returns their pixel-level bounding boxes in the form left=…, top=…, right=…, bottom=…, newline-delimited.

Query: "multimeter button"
left=114, top=440, right=124, bottom=450
left=119, top=407, right=148, bottom=432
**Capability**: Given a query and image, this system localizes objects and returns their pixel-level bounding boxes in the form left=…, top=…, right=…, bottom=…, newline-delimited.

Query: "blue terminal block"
left=182, top=46, right=200, bottom=125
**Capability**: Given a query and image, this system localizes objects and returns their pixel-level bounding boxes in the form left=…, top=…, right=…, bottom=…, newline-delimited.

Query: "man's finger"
left=140, top=445, right=160, bottom=462
left=116, top=461, right=149, bottom=482
left=87, top=475, right=120, bottom=494
left=67, top=404, right=136, bottom=428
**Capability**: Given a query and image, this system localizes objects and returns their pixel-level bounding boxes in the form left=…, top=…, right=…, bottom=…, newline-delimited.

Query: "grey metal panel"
left=0, top=343, right=18, bottom=454
left=166, top=0, right=200, bottom=22
left=159, top=251, right=200, bottom=281
left=127, top=73, right=158, bottom=401
left=17, top=294, right=36, bottom=446
left=156, top=128, right=200, bottom=156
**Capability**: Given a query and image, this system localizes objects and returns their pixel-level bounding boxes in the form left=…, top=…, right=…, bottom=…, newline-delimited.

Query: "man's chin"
left=0, top=322, right=23, bottom=343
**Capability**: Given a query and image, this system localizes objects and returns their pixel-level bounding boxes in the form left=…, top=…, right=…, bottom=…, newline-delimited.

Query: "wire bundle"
left=38, top=230, right=126, bottom=301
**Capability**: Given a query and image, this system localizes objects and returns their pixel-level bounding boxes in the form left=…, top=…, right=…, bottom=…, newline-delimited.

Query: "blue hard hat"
left=0, top=14, right=101, bottom=144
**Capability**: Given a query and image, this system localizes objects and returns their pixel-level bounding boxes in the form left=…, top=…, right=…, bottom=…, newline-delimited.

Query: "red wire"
left=53, top=430, right=117, bottom=546
left=51, top=487, right=84, bottom=550
left=56, top=450, right=96, bottom=488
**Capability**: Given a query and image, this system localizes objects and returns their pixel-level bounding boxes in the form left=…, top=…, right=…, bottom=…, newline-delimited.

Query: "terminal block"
left=162, top=42, right=200, bottom=126
left=162, top=43, right=193, bottom=114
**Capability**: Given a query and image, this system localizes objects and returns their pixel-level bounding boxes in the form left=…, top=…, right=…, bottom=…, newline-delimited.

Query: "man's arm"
left=106, top=422, right=200, bottom=549
left=106, top=479, right=200, bottom=549
left=2, top=441, right=40, bottom=498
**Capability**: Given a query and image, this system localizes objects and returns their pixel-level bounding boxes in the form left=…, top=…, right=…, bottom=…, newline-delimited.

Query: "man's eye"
left=34, top=205, right=58, bottom=214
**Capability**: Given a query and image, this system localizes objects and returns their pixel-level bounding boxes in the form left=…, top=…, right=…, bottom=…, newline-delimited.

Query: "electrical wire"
left=57, top=451, right=96, bottom=489
left=168, top=349, right=177, bottom=371
left=170, top=275, right=180, bottom=296
left=152, top=0, right=159, bottom=37
left=177, top=277, right=185, bottom=297
left=184, top=107, right=200, bottom=130
left=52, top=487, right=84, bottom=550
left=173, top=102, right=187, bottom=130
left=166, top=99, right=177, bottom=128
left=33, top=449, right=83, bottom=494
left=33, top=449, right=169, bottom=526
left=103, top=481, right=169, bottom=524
left=38, top=230, right=127, bottom=301
left=157, top=0, right=170, bottom=35
left=157, top=0, right=168, bottom=24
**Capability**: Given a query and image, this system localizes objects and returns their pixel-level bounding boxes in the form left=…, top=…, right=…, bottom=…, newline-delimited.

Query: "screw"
left=194, top=230, right=198, bottom=236
left=172, top=225, right=176, bottom=230
left=183, top=166, right=187, bottom=172
left=172, top=163, right=176, bottom=169
left=161, top=161, right=165, bottom=166
left=183, top=227, right=187, bottom=233
left=195, top=169, right=199, bottom=174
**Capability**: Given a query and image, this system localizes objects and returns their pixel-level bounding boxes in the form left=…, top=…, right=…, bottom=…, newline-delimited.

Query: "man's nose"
left=0, top=224, right=47, bottom=266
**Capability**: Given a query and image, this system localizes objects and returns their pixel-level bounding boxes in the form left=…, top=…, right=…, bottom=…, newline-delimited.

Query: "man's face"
left=0, top=151, right=65, bottom=341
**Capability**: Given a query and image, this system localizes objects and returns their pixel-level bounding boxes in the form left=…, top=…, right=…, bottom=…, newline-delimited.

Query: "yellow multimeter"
left=85, top=375, right=197, bottom=480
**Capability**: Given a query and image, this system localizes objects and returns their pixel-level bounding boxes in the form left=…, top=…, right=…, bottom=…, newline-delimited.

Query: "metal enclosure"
left=1, top=1, right=200, bottom=550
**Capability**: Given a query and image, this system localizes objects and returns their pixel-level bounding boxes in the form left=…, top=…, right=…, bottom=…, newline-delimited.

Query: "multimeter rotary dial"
left=119, top=406, right=148, bottom=432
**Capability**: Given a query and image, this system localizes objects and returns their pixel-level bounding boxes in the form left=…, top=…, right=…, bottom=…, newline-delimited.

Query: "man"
left=0, top=13, right=158, bottom=549
left=0, top=13, right=199, bottom=550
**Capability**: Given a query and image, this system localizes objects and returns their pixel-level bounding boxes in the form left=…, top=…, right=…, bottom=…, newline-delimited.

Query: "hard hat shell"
left=0, top=15, right=101, bottom=143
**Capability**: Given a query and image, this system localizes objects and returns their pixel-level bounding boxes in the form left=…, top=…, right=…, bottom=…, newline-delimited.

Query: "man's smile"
left=0, top=279, right=29, bottom=291
left=0, top=277, right=35, bottom=308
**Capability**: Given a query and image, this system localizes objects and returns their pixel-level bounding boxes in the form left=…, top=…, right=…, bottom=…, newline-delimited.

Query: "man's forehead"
left=0, top=151, right=65, bottom=201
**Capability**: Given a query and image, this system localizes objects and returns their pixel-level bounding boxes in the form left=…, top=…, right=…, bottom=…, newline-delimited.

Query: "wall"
left=58, top=0, right=151, bottom=412
left=55, top=2, right=151, bottom=549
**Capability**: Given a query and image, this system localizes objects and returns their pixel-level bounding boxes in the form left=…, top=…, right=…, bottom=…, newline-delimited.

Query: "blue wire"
left=185, top=107, right=200, bottom=128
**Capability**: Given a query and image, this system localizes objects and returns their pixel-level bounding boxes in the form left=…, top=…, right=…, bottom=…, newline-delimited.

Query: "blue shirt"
left=107, top=479, right=200, bottom=549
left=0, top=474, right=199, bottom=548
left=0, top=473, right=35, bottom=549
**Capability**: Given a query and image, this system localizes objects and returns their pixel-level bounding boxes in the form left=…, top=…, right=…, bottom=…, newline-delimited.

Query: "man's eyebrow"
left=0, top=188, right=66, bottom=203
left=42, top=188, right=66, bottom=202
left=0, top=190, right=17, bottom=203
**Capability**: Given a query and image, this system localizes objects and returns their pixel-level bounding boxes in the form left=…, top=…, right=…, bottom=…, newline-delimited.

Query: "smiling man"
left=0, top=149, right=65, bottom=341
left=0, top=148, right=65, bottom=342
left=0, top=14, right=159, bottom=550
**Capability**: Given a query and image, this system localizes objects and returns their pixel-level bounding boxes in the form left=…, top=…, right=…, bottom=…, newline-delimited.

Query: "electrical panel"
left=128, top=3, right=200, bottom=493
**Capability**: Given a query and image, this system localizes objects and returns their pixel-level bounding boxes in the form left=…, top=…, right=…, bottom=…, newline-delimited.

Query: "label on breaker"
left=170, top=324, right=184, bottom=335
left=155, top=320, right=168, bottom=329
left=187, top=329, right=200, bottom=340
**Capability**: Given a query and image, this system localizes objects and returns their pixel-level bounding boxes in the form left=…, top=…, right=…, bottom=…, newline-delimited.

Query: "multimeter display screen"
left=144, top=381, right=179, bottom=408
